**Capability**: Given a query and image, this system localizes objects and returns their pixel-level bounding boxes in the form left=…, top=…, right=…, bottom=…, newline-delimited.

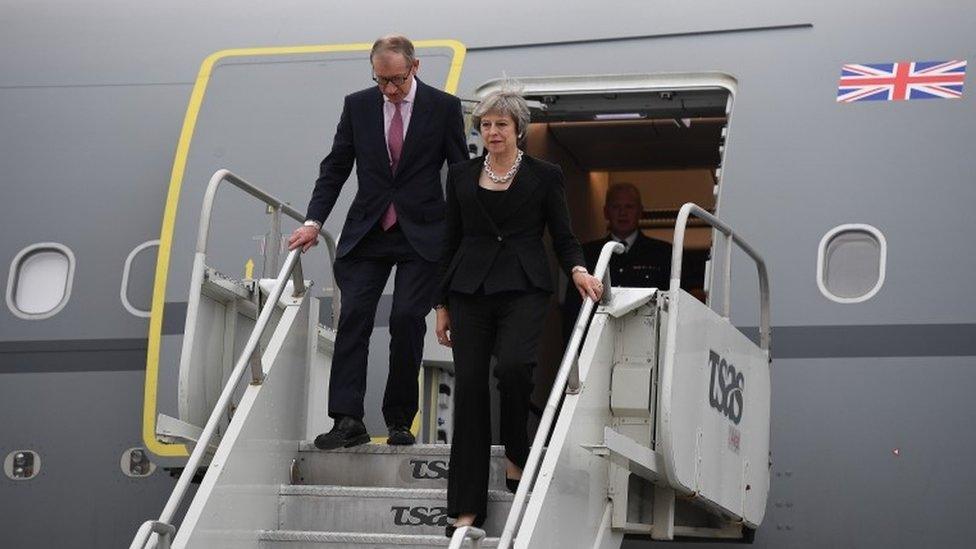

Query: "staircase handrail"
left=195, top=168, right=339, bottom=319
left=130, top=247, right=306, bottom=549
left=131, top=170, right=341, bottom=548
left=669, top=202, right=770, bottom=351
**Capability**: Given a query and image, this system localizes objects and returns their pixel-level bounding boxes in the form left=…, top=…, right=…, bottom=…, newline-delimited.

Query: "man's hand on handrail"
left=287, top=226, right=319, bottom=252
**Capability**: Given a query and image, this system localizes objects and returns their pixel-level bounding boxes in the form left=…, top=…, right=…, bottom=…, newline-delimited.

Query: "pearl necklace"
left=484, top=150, right=524, bottom=184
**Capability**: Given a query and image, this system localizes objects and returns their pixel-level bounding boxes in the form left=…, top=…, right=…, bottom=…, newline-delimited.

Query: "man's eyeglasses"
left=372, top=70, right=412, bottom=88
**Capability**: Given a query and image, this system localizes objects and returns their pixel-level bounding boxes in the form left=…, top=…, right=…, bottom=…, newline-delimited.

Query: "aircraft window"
left=817, top=224, right=886, bottom=303
left=5, top=243, right=75, bottom=319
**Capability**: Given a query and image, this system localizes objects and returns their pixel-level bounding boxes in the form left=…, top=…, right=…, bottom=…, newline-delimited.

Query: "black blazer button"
left=496, top=236, right=503, bottom=242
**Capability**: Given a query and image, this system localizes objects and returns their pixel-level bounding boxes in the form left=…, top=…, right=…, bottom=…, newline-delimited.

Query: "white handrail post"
left=449, top=525, right=486, bottom=549
left=264, top=204, right=282, bottom=278
left=248, top=345, right=265, bottom=385
left=291, top=255, right=307, bottom=297
left=722, top=231, right=733, bottom=318
left=129, top=520, right=176, bottom=549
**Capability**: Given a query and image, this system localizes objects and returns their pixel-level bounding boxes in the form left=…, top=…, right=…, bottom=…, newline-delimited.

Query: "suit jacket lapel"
left=461, top=158, right=486, bottom=213
left=366, top=88, right=389, bottom=177
left=396, top=79, right=432, bottom=177
left=458, top=158, right=501, bottom=234
left=464, top=157, right=483, bottom=198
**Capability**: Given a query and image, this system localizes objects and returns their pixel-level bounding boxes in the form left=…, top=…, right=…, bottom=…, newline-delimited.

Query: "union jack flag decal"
left=837, top=60, right=967, bottom=103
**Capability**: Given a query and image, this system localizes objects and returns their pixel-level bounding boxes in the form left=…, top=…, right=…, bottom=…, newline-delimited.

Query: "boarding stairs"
left=258, top=443, right=511, bottom=548
left=130, top=170, right=772, bottom=549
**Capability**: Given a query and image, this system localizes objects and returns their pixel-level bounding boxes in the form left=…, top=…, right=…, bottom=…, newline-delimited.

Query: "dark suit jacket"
left=584, top=232, right=676, bottom=289
left=437, top=155, right=585, bottom=304
left=304, top=78, right=468, bottom=262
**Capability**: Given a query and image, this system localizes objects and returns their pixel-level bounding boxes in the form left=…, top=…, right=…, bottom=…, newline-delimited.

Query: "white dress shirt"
left=612, top=230, right=639, bottom=252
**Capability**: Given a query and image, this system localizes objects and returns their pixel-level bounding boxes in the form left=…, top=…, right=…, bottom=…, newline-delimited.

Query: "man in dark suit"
left=562, top=183, right=706, bottom=337
left=288, top=35, right=468, bottom=449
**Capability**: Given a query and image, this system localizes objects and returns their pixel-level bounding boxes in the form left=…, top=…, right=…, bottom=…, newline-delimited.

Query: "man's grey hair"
left=605, top=182, right=643, bottom=207
left=370, top=34, right=416, bottom=65
left=472, top=86, right=531, bottom=145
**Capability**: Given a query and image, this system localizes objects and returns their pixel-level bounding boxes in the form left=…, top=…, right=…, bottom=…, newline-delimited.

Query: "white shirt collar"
left=611, top=230, right=639, bottom=251
left=383, top=76, right=417, bottom=105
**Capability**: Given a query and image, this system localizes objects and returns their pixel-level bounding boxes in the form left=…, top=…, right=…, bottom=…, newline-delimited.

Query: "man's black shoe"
left=313, top=416, right=370, bottom=450
left=386, top=425, right=416, bottom=446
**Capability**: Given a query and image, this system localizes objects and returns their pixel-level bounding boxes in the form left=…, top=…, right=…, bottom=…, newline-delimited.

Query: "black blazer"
left=304, top=78, right=468, bottom=262
left=437, top=155, right=585, bottom=303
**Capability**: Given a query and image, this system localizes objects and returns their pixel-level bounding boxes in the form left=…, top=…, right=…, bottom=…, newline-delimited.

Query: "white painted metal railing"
left=129, top=248, right=307, bottom=549
left=129, top=169, right=337, bottom=549
left=670, top=202, right=770, bottom=351
left=448, top=525, right=487, bottom=549
left=194, top=169, right=339, bottom=321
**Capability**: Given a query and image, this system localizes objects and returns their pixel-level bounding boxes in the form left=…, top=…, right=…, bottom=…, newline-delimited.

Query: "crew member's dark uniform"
left=562, top=231, right=706, bottom=338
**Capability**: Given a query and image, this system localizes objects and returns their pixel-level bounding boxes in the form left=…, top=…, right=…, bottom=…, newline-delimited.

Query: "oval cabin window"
left=817, top=224, right=886, bottom=303
left=6, top=243, right=76, bottom=319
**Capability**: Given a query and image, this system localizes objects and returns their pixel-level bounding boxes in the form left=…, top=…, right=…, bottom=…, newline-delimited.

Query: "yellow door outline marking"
left=144, top=40, right=467, bottom=457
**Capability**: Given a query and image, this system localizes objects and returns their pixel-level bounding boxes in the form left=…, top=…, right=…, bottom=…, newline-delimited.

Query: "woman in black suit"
left=434, top=89, right=604, bottom=535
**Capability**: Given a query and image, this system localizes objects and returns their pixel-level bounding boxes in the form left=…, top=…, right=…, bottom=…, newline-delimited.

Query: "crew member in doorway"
left=288, top=35, right=468, bottom=450
left=562, top=183, right=706, bottom=338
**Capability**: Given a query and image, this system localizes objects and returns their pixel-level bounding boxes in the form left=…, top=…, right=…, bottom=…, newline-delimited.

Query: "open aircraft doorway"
left=472, top=76, right=734, bottom=422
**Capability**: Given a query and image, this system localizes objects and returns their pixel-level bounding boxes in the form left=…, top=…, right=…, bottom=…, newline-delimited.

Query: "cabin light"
left=593, top=113, right=645, bottom=120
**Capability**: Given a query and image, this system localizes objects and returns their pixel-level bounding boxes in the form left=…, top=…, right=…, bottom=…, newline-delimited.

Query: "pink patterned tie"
left=382, top=101, right=403, bottom=231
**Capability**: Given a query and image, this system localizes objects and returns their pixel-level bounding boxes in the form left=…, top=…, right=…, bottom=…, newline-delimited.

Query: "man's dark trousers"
left=329, top=223, right=438, bottom=427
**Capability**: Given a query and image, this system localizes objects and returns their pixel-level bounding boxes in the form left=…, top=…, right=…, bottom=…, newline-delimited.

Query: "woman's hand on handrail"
left=435, top=307, right=452, bottom=347
left=573, top=270, right=604, bottom=302
left=287, top=226, right=319, bottom=252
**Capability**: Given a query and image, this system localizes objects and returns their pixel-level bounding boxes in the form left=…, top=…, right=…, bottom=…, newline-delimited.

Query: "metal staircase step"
left=278, top=485, right=513, bottom=536
left=259, top=530, right=499, bottom=548
left=296, top=443, right=508, bottom=490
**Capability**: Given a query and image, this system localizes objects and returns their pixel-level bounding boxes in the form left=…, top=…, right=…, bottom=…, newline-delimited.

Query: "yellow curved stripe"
left=144, top=40, right=467, bottom=457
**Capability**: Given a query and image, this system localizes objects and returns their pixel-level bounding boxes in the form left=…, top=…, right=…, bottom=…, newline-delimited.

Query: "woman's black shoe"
left=445, top=515, right=486, bottom=538
left=506, top=477, right=520, bottom=493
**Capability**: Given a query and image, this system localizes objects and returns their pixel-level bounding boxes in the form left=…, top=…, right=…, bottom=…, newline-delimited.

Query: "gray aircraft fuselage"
left=2, top=1, right=974, bottom=547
